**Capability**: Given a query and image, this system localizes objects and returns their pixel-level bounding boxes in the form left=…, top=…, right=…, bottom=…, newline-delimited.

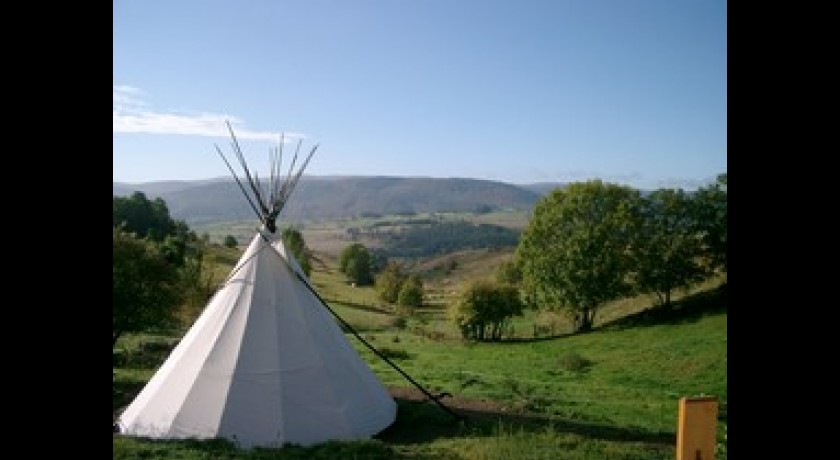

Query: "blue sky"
left=113, top=0, right=726, bottom=190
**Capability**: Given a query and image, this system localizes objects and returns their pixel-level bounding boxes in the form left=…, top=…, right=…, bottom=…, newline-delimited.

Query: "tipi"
left=116, top=124, right=397, bottom=447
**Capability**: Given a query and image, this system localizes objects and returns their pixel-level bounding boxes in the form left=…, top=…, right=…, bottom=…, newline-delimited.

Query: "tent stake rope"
left=262, top=235, right=464, bottom=422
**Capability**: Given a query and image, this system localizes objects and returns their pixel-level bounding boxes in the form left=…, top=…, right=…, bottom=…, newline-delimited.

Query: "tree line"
left=346, top=220, right=520, bottom=258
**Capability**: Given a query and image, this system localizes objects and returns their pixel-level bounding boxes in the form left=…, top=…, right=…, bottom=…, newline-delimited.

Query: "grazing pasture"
left=114, top=215, right=726, bottom=459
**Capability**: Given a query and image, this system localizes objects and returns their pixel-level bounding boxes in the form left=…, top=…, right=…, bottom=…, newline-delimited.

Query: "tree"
left=339, top=243, right=374, bottom=285
left=693, top=173, right=727, bottom=276
left=517, top=180, right=642, bottom=333
left=281, top=227, right=312, bottom=276
left=113, top=192, right=177, bottom=242
left=369, top=248, right=389, bottom=274
left=160, top=234, right=187, bottom=266
left=113, top=227, right=185, bottom=348
left=223, top=235, right=238, bottom=248
left=449, top=280, right=524, bottom=341
left=634, top=188, right=706, bottom=308
left=375, top=262, right=407, bottom=304
left=495, top=257, right=522, bottom=285
left=397, top=275, right=424, bottom=308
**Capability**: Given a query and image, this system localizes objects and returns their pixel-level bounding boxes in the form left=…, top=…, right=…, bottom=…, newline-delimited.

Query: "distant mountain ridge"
left=113, top=176, right=566, bottom=225
left=112, top=177, right=230, bottom=196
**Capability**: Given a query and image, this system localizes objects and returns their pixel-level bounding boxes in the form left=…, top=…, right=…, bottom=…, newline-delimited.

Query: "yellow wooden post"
left=676, top=396, right=718, bottom=460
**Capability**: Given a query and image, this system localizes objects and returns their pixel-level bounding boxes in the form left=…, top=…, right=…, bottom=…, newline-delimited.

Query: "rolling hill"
left=113, top=176, right=560, bottom=225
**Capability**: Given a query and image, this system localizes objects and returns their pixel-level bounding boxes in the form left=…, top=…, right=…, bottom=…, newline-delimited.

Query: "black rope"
left=260, top=232, right=463, bottom=422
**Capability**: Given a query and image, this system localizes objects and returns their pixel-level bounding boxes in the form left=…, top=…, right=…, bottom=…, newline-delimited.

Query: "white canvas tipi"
left=116, top=125, right=397, bottom=447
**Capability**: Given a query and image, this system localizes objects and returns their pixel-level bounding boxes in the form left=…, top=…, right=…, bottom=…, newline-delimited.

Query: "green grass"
left=355, top=306, right=725, bottom=433
left=114, top=222, right=726, bottom=459
left=113, top=436, right=404, bottom=460
left=114, top=399, right=680, bottom=460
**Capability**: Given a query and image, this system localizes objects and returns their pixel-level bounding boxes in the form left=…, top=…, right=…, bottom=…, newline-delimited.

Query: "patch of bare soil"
left=378, top=386, right=551, bottom=445
left=388, top=386, right=527, bottom=419
left=380, top=386, right=675, bottom=447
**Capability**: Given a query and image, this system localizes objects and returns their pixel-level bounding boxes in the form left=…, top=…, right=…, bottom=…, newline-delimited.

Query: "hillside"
left=114, top=239, right=727, bottom=460
left=112, top=177, right=230, bottom=197
left=114, top=176, right=550, bottom=225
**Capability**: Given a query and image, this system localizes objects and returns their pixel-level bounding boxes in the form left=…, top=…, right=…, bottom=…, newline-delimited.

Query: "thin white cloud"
left=113, top=85, right=304, bottom=142
left=113, top=85, right=146, bottom=109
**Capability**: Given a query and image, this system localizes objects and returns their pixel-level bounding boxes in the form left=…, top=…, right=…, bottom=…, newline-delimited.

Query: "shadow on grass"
left=325, top=298, right=395, bottom=316
left=498, top=332, right=576, bottom=343
left=112, top=394, right=672, bottom=459
left=599, top=283, right=727, bottom=331
left=379, top=395, right=674, bottom=448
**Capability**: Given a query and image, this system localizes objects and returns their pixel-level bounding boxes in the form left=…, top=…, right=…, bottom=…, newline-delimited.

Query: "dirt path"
left=382, top=386, right=675, bottom=447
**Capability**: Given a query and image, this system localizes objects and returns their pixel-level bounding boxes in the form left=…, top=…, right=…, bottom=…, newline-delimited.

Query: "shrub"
left=377, top=347, right=411, bottom=360
left=391, top=316, right=408, bottom=330
left=557, top=352, right=593, bottom=372
left=223, top=235, right=238, bottom=248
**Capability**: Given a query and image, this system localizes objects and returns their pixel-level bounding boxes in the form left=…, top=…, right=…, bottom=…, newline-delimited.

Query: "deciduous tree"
left=693, top=173, right=727, bottom=276
left=397, top=275, right=424, bottom=308
left=113, top=192, right=177, bottom=242
left=281, top=227, right=312, bottom=276
left=375, top=262, right=407, bottom=304
left=634, top=188, right=706, bottom=308
left=113, top=228, right=184, bottom=348
left=495, top=257, right=522, bottom=285
left=517, top=180, right=641, bottom=333
left=339, top=243, right=374, bottom=285
left=449, top=280, right=524, bottom=341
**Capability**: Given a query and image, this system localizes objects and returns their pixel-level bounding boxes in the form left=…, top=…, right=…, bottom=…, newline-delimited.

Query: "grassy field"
left=113, top=223, right=727, bottom=460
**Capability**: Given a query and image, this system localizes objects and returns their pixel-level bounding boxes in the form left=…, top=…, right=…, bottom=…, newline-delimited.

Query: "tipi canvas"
left=116, top=124, right=397, bottom=447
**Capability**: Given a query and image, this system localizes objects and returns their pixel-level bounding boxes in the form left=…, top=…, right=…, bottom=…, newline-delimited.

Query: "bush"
left=557, top=352, right=593, bottom=372
left=397, top=276, right=424, bottom=307
left=450, top=280, right=524, bottom=341
left=391, top=316, right=408, bottom=330
left=113, top=350, right=126, bottom=367
left=377, top=347, right=411, bottom=360
left=115, top=340, right=178, bottom=369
